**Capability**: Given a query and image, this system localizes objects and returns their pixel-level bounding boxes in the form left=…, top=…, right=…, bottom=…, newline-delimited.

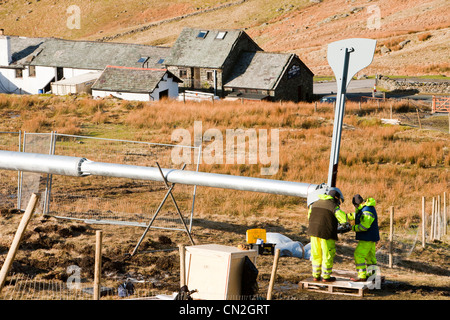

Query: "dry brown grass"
left=2, top=94, right=448, bottom=228
left=0, top=94, right=449, bottom=301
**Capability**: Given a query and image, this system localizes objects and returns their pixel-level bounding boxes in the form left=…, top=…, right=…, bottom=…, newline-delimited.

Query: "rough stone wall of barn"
left=274, top=57, right=314, bottom=102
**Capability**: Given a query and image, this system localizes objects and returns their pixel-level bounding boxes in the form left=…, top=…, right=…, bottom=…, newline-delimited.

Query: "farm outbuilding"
left=51, top=71, right=101, bottom=95
left=224, top=51, right=314, bottom=102
left=91, top=65, right=182, bottom=102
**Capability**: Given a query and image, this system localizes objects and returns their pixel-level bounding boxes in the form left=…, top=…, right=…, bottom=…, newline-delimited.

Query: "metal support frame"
left=130, top=162, right=194, bottom=257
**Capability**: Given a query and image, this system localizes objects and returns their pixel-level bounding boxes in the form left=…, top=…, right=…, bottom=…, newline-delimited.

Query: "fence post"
left=444, top=192, right=447, bottom=235
left=0, top=193, right=40, bottom=292
left=431, top=197, right=435, bottom=241
left=388, top=206, right=394, bottom=268
left=437, top=195, right=441, bottom=240
left=179, top=244, right=186, bottom=289
left=422, top=196, right=426, bottom=248
left=434, top=197, right=439, bottom=240
left=267, top=248, right=280, bottom=300
left=94, top=230, right=102, bottom=300
left=416, top=108, right=422, bottom=129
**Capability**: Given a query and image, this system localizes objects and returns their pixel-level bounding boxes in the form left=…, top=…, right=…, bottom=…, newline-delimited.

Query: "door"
left=159, top=89, right=169, bottom=100
left=193, top=68, right=200, bottom=89
left=56, top=67, right=64, bottom=81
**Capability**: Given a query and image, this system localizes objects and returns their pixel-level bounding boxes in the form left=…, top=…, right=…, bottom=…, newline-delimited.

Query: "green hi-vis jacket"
left=347, top=197, right=380, bottom=242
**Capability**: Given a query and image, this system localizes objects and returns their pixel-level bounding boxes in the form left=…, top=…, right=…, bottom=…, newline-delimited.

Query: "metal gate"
left=432, top=96, right=450, bottom=113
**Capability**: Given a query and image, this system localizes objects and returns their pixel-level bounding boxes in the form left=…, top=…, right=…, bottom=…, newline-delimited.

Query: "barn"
left=224, top=51, right=314, bottom=102
left=91, top=66, right=181, bottom=102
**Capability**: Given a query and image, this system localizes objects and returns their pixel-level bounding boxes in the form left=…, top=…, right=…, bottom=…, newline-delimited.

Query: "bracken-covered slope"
left=0, top=0, right=448, bottom=76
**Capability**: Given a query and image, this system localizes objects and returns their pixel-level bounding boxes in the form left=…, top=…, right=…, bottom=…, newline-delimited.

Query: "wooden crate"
left=299, top=277, right=370, bottom=297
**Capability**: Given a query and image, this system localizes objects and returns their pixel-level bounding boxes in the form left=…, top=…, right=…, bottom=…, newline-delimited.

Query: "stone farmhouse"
left=0, top=27, right=313, bottom=102
left=166, top=28, right=313, bottom=102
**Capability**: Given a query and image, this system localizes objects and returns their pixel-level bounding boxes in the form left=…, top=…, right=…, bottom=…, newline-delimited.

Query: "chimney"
left=0, top=35, right=12, bottom=66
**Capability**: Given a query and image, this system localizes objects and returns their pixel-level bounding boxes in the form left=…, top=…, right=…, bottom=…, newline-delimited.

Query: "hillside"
left=0, top=0, right=448, bottom=77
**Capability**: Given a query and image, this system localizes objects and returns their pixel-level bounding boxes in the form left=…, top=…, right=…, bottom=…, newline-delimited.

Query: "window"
left=157, top=58, right=165, bottom=65
left=197, top=30, right=208, bottom=39
left=179, top=69, right=188, bottom=79
left=215, top=31, right=227, bottom=40
left=15, top=69, right=23, bottom=78
left=206, top=71, right=214, bottom=81
left=29, top=65, right=36, bottom=77
left=137, top=57, right=149, bottom=63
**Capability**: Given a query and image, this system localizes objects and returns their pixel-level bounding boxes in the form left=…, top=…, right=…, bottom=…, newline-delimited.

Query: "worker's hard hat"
left=327, top=187, right=344, bottom=203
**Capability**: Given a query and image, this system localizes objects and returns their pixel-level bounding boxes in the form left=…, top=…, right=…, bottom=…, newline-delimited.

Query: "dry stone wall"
left=377, top=76, right=450, bottom=94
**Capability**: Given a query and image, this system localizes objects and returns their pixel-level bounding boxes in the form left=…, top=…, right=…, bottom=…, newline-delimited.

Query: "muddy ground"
left=0, top=203, right=449, bottom=301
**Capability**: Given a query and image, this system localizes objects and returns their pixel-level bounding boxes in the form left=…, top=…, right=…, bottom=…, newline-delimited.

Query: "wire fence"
left=0, top=131, right=21, bottom=210
left=375, top=197, right=448, bottom=269
left=18, top=132, right=201, bottom=231
left=0, top=273, right=161, bottom=300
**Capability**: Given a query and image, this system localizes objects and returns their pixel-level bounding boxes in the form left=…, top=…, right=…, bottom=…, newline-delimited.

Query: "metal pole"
left=327, top=47, right=353, bottom=187
left=0, top=150, right=317, bottom=198
left=17, top=130, right=22, bottom=210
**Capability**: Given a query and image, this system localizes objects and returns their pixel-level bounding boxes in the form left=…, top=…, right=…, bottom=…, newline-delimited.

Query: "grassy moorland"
left=0, top=93, right=448, bottom=224
left=0, top=93, right=449, bottom=300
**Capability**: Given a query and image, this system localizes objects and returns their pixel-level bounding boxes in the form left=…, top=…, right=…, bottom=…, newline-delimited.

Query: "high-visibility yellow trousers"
left=354, top=240, right=377, bottom=279
left=310, top=236, right=336, bottom=279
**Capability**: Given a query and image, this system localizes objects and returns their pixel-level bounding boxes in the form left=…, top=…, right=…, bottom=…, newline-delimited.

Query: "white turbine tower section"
left=0, top=150, right=318, bottom=198
left=326, top=38, right=377, bottom=188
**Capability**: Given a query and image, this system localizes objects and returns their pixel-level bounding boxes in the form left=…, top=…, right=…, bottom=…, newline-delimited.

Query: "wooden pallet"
left=299, top=277, right=370, bottom=297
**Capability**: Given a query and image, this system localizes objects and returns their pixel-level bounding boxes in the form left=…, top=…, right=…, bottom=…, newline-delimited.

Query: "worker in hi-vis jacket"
left=347, top=194, right=380, bottom=282
left=307, top=188, right=350, bottom=282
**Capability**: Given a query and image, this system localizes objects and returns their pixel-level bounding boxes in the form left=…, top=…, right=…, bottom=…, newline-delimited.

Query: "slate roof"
left=2, top=36, right=46, bottom=67
left=3, top=36, right=170, bottom=70
left=164, top=27, right=262, bottom=69
left=31, top=38, right=170, bottom=70
left=224, top=51, right=294, bottom=90
left=91, top=66, right=180, bottom=93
